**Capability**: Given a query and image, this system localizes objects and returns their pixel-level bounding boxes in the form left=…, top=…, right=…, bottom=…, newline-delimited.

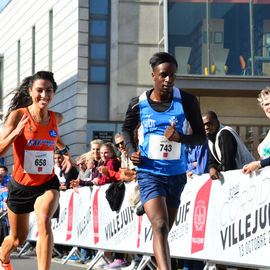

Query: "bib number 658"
left=35, top=159, right=46, bottom=167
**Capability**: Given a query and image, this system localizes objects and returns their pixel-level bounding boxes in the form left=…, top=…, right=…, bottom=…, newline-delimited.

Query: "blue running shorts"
left=137, top=171, right=187, bottom=208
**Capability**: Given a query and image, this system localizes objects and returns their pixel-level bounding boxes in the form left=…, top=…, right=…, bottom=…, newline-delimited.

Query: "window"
left=90, top=0, right=108, bottom=15
left=90, top=43, right=106, bottom=59
left=88, top=0, right=110, bottom=121
left=90, top=66, right=107, bottom=82
left=167, top=1, right=270, bottom=76
left=90, top=20, right=107, bottom=36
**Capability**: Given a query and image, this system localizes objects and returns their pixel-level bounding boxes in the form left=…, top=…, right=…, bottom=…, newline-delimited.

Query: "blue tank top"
left=137, top=87, right=187, bottom=176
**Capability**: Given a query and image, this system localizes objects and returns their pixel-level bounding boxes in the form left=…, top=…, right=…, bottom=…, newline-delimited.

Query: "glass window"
left=90, top=66, right=107, bottom=82
left=253, top=3, right=270, bottom=76
left=210, top=2, right=250, bottom=76
left=168, top=1, right=206, bottom=75
left=168, top=1, right=270, bottom=76
left=90, top=0, right=108, bottom=15
left=91, top=20, right=107, bottom=36
left=91, top=43, right=106, bottom=59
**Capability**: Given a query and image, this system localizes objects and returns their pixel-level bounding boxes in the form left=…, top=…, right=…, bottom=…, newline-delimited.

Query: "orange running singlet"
left=13, top=107, right=59, bottom=186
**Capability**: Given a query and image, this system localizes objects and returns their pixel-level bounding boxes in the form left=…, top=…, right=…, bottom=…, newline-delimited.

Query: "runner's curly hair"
left=5, top=71, right=57, bottom=121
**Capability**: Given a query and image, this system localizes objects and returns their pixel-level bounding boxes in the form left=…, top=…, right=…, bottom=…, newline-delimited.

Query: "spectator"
left=92, top=142, right=120, bottom=186
left=76, top=155, right=91, bottom=180
left=243, top=87, right=270, bottom=173
left=70, top=153, right=97, bottom=188
left=0, top=166, right=10, bottom=187
left=75, top=153, right=97, bottom=264
left=54, top=149, right=78, bottom=191
left=0, top=174, right=8, bottom=246
left=90, top=139, right=103, bottom=168
left=186, top=127, right=208, bottom=179
left=202, top=111, right=255, bottom=180
left=115, top=133, right=135, bottom=170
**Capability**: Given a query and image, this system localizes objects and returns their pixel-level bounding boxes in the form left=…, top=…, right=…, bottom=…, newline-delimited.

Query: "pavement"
left=10, top=251, right=135, bottom=270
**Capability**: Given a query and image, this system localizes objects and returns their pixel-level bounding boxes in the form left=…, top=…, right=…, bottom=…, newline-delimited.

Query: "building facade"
left=0, top=0, right=269, bottom=168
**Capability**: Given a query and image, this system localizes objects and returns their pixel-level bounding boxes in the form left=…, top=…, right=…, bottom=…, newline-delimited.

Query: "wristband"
left=59, top=145, right=70, bottom=155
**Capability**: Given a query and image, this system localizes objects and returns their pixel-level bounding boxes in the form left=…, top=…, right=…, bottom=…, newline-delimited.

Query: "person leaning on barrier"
left=202, top=111, right=255, bottom=180
left=243, top=87, right=270, bottom=174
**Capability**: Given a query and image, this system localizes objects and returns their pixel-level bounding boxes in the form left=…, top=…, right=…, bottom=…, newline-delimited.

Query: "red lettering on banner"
left=191, top=178, right=212, bottom=253
left=137, top=216, right=143, bottom=248
left=93, top=188, right=100, bottom=244
left=66, top=192, right=74, bottom=241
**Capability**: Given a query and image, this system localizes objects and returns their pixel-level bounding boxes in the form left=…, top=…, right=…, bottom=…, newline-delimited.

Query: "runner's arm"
left=181, top=91, right=206, bottom=146
left=0, top=110, right=28, bottom=157
left=122, top=97, right=140, bottom=158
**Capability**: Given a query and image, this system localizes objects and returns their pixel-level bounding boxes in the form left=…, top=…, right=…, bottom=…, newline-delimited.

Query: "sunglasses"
left=115, top=141, right=124, bottom=148
left=204, top=121, right=216, bottom=127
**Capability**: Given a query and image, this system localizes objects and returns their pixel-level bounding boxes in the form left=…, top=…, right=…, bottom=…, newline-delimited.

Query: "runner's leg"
left=0, top=208, right=29, bottom=263
left=144, top=196, right=171, bottom=270
left=34, top=189, right=59, bottom=270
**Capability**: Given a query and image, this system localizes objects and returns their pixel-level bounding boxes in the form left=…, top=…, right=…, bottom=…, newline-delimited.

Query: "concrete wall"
left=110, top=0, right=160, bottom=121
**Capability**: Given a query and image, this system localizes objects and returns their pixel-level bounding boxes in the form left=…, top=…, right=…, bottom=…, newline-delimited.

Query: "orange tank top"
left=13, top=107, right=59, bottom=186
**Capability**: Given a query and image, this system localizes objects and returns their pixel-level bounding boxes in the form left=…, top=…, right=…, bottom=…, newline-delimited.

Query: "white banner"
left=27, top=167, right=270, bottom=268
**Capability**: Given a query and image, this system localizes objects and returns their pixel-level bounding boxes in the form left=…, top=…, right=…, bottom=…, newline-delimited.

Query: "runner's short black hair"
left=149, top=52, right=178, bottom=71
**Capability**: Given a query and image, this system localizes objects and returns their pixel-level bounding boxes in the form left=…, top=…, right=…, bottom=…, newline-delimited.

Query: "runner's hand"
left=13, top=114, right=29, bottom=137
left=164, top=121, right=181, bottom=142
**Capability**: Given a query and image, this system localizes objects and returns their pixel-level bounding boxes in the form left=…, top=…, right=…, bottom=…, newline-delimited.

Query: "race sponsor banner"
left=27, top=167, right=270, bottom=268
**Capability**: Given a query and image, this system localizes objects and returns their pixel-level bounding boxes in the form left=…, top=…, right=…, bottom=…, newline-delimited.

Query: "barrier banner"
left=27, top=167, right=270, bottom=268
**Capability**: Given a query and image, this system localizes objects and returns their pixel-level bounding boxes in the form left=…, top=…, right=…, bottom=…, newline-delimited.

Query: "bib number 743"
left=148, top=135, right=181, bottom=160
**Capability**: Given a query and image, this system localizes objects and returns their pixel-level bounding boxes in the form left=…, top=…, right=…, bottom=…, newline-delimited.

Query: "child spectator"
left=92, top=142, right=120, bottom=186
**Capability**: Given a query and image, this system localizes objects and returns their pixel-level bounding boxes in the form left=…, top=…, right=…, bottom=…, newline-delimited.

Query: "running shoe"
left=61, top=254, right=80, bottom=261
left=0, top=260, right=13, bottom=270
left=106, top=259, right=129, bottom=269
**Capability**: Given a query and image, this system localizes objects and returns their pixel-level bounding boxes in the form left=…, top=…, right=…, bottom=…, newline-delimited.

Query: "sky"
left=0, top=0, right=11, bottom=13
